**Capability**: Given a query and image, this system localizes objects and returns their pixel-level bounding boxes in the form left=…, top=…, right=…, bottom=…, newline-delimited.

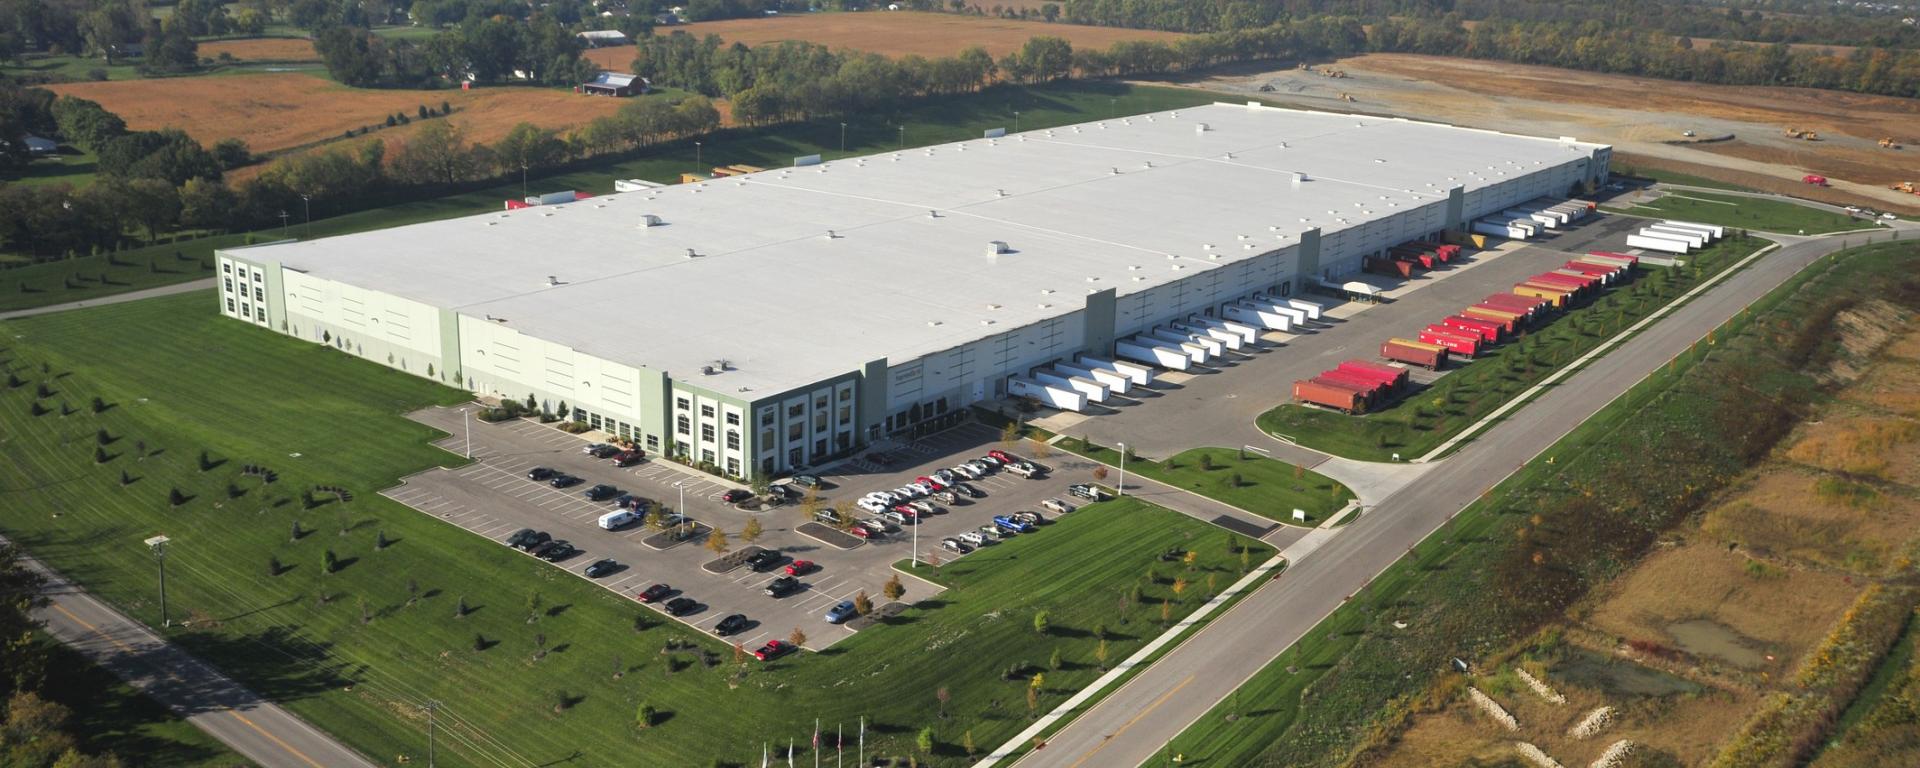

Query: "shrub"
left=1033, top=610, right=1050, bottom=635
left=167, top=487, right=187, bottom=506
left=636, top=702, right=658, bottom=728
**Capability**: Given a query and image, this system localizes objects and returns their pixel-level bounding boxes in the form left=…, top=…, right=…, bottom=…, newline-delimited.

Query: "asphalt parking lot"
left=388, top=407, right=1115, bottom=650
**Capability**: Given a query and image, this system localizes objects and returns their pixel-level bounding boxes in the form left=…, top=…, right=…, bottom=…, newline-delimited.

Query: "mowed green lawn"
left=2, top=81, right=1219, bottom=313
left=0, top=239, right=231, bottom=313
left=1052, top=442, right=1353, bottom=523
left=0, top=292, right=1268, bottom=766
left=1258, top=234, right=1761, bottom=461
left=1622, top=189, right=1870, bottom=234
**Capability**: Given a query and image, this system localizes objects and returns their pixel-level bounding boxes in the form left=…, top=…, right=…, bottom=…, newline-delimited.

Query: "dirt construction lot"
left=1178, top=53, right=1920, bottom=212
left=385, top=407, right=1102, bottom=650
left=46, top=74, right=625, bottom=156
left=591, top=10, right=1183, bottom=66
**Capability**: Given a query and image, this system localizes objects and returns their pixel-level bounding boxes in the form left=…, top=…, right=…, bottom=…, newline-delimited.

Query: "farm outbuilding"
left=581, top=72, right=646, bottom=97
left=217, top=102, right=1610, bottom=480
left=576, top=30, right=631, bottom=48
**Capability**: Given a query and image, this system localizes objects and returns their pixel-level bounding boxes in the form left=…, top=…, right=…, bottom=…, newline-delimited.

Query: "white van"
left=597, top=510, right=637, bottom=530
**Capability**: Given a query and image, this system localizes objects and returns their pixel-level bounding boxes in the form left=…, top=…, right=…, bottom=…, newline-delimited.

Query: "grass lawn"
left=28, top=631, right=247, bottom=767
left=1622, top=189, right=1872, bottom=235
left=7, top=148, right=98, bottom=188
left=2, top=80, right=1215, bottom=313
left=1051, top=441, right=1353, bottom=523
left=0, top=236, right=236, bottom=313
left=1162, top=240, right=1920, bottom=768
left=1257, top=234, right=1763, bottom=461
left=0, top=291, right=1269, bottom=767
left=0, top=53, right=142, bottom=81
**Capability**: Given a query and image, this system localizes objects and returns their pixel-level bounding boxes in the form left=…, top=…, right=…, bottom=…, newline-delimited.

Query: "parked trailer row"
left=1293, top=378, right=1369, bottom=414
left=1642, top=225, right=1707, bottom=249
left=1419, top=327, right=1481, bottom=357
left=1054, top=361, right=1133, bottom=395
left=1381, top=338, right=1448, bottom=369
left=1337, top=360, right=1411, bottom=392
left=1008, top=377, right=1085, bottom=412
left=1473, top=218, right=1534, bottom=240
left=1115, top=338, right=1191, bottom=371
left=1075, top=355, right=1153, bottom=387
left=1626, top=233, right=1692, bottom=254
left=1223, top=302, right=1295, bottom=332
left=1031, top=369, right=1108, bottom=404
left=1660, top=220, right=1723, bottom=240
left=1189, top=314, right=1261, bottom=346
left=1249, top=295, right=1311, bottom=327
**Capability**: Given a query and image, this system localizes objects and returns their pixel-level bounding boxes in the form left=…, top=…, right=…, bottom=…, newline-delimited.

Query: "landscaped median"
left=1159, top=240, right=1920, bottom=768
left=1258, top=233, right=1764, bottom=461
left=1050, top=440, right=1354, bottom=524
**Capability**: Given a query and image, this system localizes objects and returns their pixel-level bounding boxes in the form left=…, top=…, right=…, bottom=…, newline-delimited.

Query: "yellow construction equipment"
left=1880, top=137, right=1902, bottom=149
left=1784, top=127, right=1820, bottom=140
left=1892, top=181, right=1918, bottom=194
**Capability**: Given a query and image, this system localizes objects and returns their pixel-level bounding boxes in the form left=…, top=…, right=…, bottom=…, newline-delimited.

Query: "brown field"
left=45, top=73, right=625, bottom=156
left=590, top=10, right=1184, bottom=67
left=1702, top=468, right=1920, bottom=573
left=198, top=37, right=320, bottom=62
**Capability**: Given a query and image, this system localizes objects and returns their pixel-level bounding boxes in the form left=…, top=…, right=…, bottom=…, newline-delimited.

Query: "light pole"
left=675, top=481, right=687, bottom=538
left=424, top=699, right=439, bottom=768
left=911, top=507, right=919, bottom=568
left=839, top=122, right=847, bottom=153
left=277, top=209, right=288, bottom=237
left=520, top=163, right=529, bottom=200
left=462, top=407, right=472, bottom=459
left=300, top=194, right=311, bottom=239
left=897, top=125, right=904, bottom=150
left=1013, top=110, right=1020, bottom=133
left=1116, top=442, right=1126, bottom=498
left=144, top=535, right=170, bottom=628
left=694, top=141, right=702, bottom=173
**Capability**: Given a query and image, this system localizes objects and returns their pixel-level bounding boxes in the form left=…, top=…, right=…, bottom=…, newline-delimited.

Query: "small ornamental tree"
left=1033, top=610, right=1050, bottom=635
left=789, top=627, right=807, bottom=648
left=916, top=726, right=934, bottom=755
left=740, top=517, right=763, bottom=544
left=705, top=528, right=730, bottom=556
left=883, top=574, right=905, bottom=601
left=853, top=590, right=873, bottom=616
left=167, top=487, right=187, bottom=507
left=322, top=548, right=338, bottom=574
left=636, top=702, right=657, bottom=729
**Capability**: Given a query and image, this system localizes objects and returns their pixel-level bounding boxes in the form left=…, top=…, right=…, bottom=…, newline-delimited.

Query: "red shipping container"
left=1443, top=314, right=1502, bottom=342
left=1482, top=293, right=1547, bottom=317
left=1336, top=360, right=1409, bottom=391
left=1464, top=307, right=1522, bottom=332
left=1381, top=339, right=1447, bottom=369
left=1294, top=379, right=1366, bottom=413
left=1419, top=329, right=1480, bottom=357
left=1317, top=370, right=1387, bottom=401
left=1530, top=272, right=1593, bottom=293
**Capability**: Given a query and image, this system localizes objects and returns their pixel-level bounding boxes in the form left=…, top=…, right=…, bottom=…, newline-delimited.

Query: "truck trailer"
left=1032, top=369, right=1109, bottom=404
left=1076, top=355, right=1153, bottom=387
left=1114, top=339, right=1191, bottom=371
left=1223, top=302, right=1294, bottom=332
left=1007, top=377, right=1085, bottom=412
left=1381, top=338, right=1448, bottom=369
left=1294, top=378, right=1368, bottom=414
left=1053, top=362, right=1132, bottom=395
left=1641, top=225, right=1707, bottom=249
left=1626, top=233, right=1692, bottom=254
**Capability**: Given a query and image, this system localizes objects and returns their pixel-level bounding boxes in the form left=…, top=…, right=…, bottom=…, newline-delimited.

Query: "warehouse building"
left=218, top=102, right=1610, bottom=480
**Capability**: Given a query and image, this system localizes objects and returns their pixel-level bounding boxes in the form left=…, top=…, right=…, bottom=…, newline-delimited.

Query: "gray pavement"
left=1003, top=227, right=1917, bottom=768
left=4, top=534, right=376, bottom=768
left=0, top=278, right=214, bottom=320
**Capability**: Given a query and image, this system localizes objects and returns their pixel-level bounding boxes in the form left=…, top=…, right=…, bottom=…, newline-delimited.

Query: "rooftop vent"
left=701, top=365, right=717, bottom=375
left=1111, top=167, right=1122, bottom=175
left=985, top=303, right=1001, bottom=310
left=1144, top=160, right=1154, bottom=168
left=824, top=230, right=839, bottom=240
left=545, top=275, right=559, bottom=286
left=640, top=214, right=663, bottom=227
left=1224, top=152, right=1235, bottom=160
left=996, top=189, right=1008, bottom=197
left=1290, top=172, right=1307, bottom=190
left=928, top=210, right=940, bottom=218
left=986, top=240, right=1009, bottom=256
left=685, top=248, right=699, bottom=259
left=1195, top=122, right=1210, bottom=134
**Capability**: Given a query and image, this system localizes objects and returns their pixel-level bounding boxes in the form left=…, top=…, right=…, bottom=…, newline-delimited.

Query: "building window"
left=224, top=278, right=234, bottom=293
left=256, top=308, right=266, bottom=322
left=646, top=434, right=659, bottom=450
left=241, top=302, right=251, bottom=316
left=701, top=449, right=714, bottom=464
left=701, top=424, right=714, bottom=442
left=787, top=424, right=802, bottom=441
left=700, top=404, right=714, bottom=418
left=725, top=412, right=740, bottom=426
left=676, top=415, right=690, bottom=436
left=225, top=298, right=235, bottom=313
left=252, top=272, right=262, bottom=282
left=223, top=262, right=232, bottom=274
left=760, top=411, right=774, bottom=426
left=814, top=413, right=827, bottom=432
left=838, top=406, right=851, bottom=425
left=590, top=414, right=603, bottom=429
left=725, top=430, right=739, bottom=450
left=236, top=267, right=247, bottom=280
left=814, top=438, right=827, bottom=457
left=815, top=396, right=827, bottom=410
left=839, top=389, right=852, bottom=402
left=676, top=397, right=690, bottom=411
left=761, top=429, right=774, bottom=447
left=787, top=403, right=804, bottom=418
left=255, top=288, right=264, bottom=302
left=726, top=458, right=740, bottom=476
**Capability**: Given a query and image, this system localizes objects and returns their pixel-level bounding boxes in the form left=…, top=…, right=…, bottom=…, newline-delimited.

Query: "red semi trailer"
left=1381, top=338, right=1448, bottom=370
left=1443, top=314, right=1503, bottom=342
left=1294, top=379, right=1367, bottom=414
left=1419, top=327, right=1482, bottom=357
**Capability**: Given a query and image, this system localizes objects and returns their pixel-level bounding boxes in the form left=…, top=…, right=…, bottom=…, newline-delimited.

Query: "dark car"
left=611, top=450, right=643, bottom=467
left=514, top=531, right=551, bottom=551
left=584, top=558, right=619, bottom=578
left=635, top=583, right=671, bottom=603
left=505, top=528, right=537, bottom=547
left=664, top=597, right=698, bottom=616
left=583, top=484, right=620, bottom=501
left=753, top=640, right=792, bottom=661
left=745, top=549, right=782, bottom=571
left=527, top=538, right=560, bottom=557
left=548, top=473, right=581, bottom=488
left=722, top=489, right=753, bottom=504
left=714, top=614, right=749, bottom=636
left=791, top=474, right=823, bottom=489
left=586, top=444, right=620, bottom=458
left=953, top=483, right=983, bottom=499
left=526, top=467, right=555, bottom=481
left=538, top=541, right=577, bottom=561
left=764, top=576, right=799, bottom=597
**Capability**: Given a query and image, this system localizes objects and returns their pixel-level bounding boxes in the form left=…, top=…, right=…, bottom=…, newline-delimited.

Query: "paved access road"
left=5, top=535, right=376, bottom=768
left=1007, top=228, right=1918, bottom=768
left=0, top=278, right=215, bottom=321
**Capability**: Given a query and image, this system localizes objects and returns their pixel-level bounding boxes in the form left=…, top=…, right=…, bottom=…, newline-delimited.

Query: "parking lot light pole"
left=1116, top=442, right=1126, bottom=498
left=144, top=535, right=170, bottom=628
left=463, top=407, right=472, bottom=459
left=675, top=481, right=687, bottom=538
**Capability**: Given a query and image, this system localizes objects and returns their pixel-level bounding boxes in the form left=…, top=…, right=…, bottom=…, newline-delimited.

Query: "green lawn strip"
left=1619, top=189, right=1870, bottom=235
left=1257, top=234, right=1761, bottom=461
left=9, top=147, right=98, bottom=188
left=3, top=81, right=1213, bottom=313
left=0, top=236, right=238, bottom=313
left=1049, top=441, right=1352, bottom=523
left=27, top=630, right=246, bottom=767
left=0, top=294, right=1270, bottom=766
left=1161, top=241, right=1919, bottom=767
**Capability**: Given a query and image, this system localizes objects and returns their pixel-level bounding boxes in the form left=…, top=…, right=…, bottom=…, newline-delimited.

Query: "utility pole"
left=840, top=122, right=847, bottom=153
left=897, top=125, right=904, bottom=150
left=675, top=481, right=687, bottom=538
left=144, top=535, right=170, bottom=628
left=300, top=194, right=311, bottom=239
left=277, top=210, right=288, bottom=237
left=1116, top=442, right=1127, bottom=498
left=1013, top=110, right=1020, bottom=133
left=424, top=700, right=440, bottom=768
left=520, top=163, right=529, bottom=200
left=694, top=141, right=703, bottom=173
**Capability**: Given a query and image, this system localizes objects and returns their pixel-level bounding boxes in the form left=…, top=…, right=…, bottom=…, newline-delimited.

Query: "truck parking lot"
left=388, top=407, right=1119, bottom=650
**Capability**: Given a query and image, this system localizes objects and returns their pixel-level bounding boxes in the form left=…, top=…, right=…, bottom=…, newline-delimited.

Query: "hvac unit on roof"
left=640, top=214, right=663, bottom=227
left=1195, top=122, right=1210, bottom=134
left=986, top=241, right=1009, bottom=257
left=545, top=275, right=559, bottom=287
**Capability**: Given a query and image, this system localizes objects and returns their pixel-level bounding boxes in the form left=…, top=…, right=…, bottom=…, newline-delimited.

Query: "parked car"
left=1068, top=483, right=1111, bottom=501
left=825, top=601, right=859, bottom=624
left=895, top=485, right=926, bottom=499
left=952, top=483, right=983, bottom=499
left=951, top=464, right=982, bottom=480
left=785, top=560, right=816, bottom=576
left=583, top=484, right=619, bottom=501
left=1006, top=462, right=1043, bottom=478
left=932, top=469, right=958, bottom=485
left=988, top=449, right=1015, bottom=463
left=664, top=597, right=698, bottom=616
left=583, top=443, right=619, bottom=458
left=992, top=515, right=1034, bottom=534
left=857, top=497, right=890, bottom=514
left=753, top=640, right=792, bottom=661
left=528, top=539, right=561, bottom=557
left=1012, top=511, right=1042, bottom=526
left=505, top=528, right=538, bottom=547
left=1042, top=498, right=1076, bottom=514
left=636, top=584, right=672, bottom=603
left=979, top=525, right=1005, bottom=541
left=538, top=541, right=577, bottom=561
left=906, top=482, right=936, bottom=496
left=915, top=476, right=946, bottom=491
left=909, top=500, right=938, bottom=516
left=791, top=474, right=823, bottom=489
left=612, top=494, right=649, bottom=512
left=611, top=450, right=643, bottom=467
left=959, top=531, right=988, bottom=547
left=721, top=488, right=753, bottom=504
left=977, top=455, right=1004, bottom=468
left=857, top=519, right=889, bottom=537
left=526, top=467, right=555, bottom=481
left=584, top=558, right=620, bottom=578
left=814, top=509, right=844, bottom=526
left=847, top=525, right=873, bottom=539
left=879, top=510, right=909, bottom=526
left=597, top=510, right=637, bottom=530
left=966, top=460, right=993, bottom=475
left=746, top=549, right=782, bottom=571
left=714, top=614, right=749, bottom=636
left=765, top=576, right=799, bottom=597
left=940, top=538, right=970, bottom=555
left=548, top=473, right=581, bottom=488
left=890, top=504, right=919, bottom=521
left=933, top=490, right=959, bottom=505
left=514, top=530, right=552, bottom=551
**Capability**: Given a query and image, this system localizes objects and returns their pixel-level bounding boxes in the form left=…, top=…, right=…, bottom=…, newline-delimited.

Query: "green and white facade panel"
left=220, top=102, right=1609, bottom=480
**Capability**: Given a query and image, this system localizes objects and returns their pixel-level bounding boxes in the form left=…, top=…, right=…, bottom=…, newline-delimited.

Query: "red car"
left=722, top=489, right=753, bottom=504
left=611, top=450, right=643, bottom=467
left=891, top=505, right=919, bottom=519
left=847, top=525, right=872, bottom=539
left=914, top=475, right=946, bottom=491
left=635, top=584, right=671, bottom=603
left=987, top=449, right=1014, bottom=463
left=785, top=560, right=816, bottom=576
left=754, top=640, right=792, bottom=661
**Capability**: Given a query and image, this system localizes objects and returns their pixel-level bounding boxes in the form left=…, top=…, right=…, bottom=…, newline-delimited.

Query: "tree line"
left=0, top=544, right=129, bottom=767
left=310, top=14, right=596, bottom=88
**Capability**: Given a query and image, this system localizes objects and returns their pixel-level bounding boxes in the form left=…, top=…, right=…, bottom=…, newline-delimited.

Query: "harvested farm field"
left=45, top=73, right=625, bottom=156
left=588, top=10, right=1183, bottom=66
left=1175, top=53, right=1920, bottom=211
left=197, top=37, right=320, bottom=62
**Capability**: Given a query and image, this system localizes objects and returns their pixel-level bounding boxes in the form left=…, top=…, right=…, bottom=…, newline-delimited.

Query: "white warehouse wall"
left=281, top=270, right=447, bottom=377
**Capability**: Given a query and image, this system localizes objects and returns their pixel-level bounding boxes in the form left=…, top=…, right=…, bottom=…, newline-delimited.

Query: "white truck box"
left=1626, top=233, right=1691, bottom=254
left=1032, top=369, right=1108, bottom=404
left=1114, top=340, right=1190, bottom=371
left=1076, top=355, right=1153, bottom=386
left=1007, top=377, right=1086, bottom=412
left=1054, top=362, right=1131, bottom=394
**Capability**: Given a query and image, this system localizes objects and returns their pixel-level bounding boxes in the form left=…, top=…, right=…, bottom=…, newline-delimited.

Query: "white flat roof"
left=242, top=102, right=1604, bottom=396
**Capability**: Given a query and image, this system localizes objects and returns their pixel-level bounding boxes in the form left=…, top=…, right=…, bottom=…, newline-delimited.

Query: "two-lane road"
left=1007, top=229, right=1915, bottom=767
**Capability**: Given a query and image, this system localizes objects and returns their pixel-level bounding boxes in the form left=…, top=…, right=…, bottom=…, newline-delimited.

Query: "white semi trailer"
left=1054, top=361, right=1132, bottom=395
left=1007, top=377, right=1085, bottom=412
left=1076, top=355, right=1154, bottom=386
left=1114, top=339, right=1191, bottom=371
left=1032, top=369, right=1108, bottom=404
